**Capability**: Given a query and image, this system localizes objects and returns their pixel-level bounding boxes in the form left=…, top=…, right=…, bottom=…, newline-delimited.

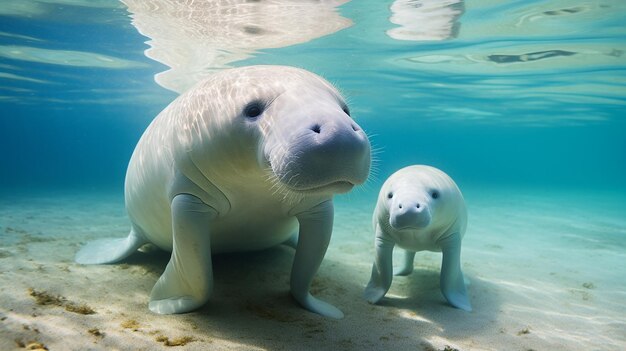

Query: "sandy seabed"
left=1, top=185, right=625, bottom=351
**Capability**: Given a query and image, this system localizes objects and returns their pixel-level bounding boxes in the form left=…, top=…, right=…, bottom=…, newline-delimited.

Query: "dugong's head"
left=378, top=166, right=466, bottom=234
left=173, top=65, right=371, bottom=200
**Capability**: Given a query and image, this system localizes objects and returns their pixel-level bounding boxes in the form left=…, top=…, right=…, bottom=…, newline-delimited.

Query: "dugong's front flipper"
left=364, top=225, right=395, bottom=304
left=291, top=200, right=343, bottom=319
left=149, top=194, right=217, bottom=314
left=439, top=232, right=472, bottom=311
left=75, top=228, right=147, bottom=264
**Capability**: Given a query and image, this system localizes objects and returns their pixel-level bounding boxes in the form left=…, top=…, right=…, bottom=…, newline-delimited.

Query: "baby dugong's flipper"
left=439, top=232, right=472, bottom=311
left=75, top=229, right=147, bottom=265
left=363, top=225, right=395, bottom=304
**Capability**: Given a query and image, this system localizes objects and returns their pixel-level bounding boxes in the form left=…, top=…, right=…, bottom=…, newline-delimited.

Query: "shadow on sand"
left=112, top=245, right=503, bottom=350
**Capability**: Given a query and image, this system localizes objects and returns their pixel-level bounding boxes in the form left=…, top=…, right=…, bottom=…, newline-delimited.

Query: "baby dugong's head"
left=380, top=165, right=465, bottom=232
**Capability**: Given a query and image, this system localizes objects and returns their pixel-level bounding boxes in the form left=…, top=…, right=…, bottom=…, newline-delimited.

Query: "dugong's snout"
left=389, top=199, right=432, bottom=230
left=271, top=113, right=371, bottom=193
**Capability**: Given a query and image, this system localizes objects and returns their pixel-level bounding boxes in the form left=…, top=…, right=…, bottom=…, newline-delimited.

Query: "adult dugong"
left=364, top=165, right=471, bottom=311
left=76, top=65, right=371, bottom=319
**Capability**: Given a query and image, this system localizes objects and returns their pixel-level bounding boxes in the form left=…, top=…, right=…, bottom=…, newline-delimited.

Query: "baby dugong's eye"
left=243, top=100, right=264, bottom=120
left=431, top=190, right=439, bottom=199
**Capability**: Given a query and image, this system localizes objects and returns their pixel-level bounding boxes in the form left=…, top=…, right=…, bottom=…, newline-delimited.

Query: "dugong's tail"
left=75, top=228, right=147, bottom=265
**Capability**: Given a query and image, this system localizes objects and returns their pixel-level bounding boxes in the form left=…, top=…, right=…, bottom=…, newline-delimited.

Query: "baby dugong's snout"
left=390, top=198, right=431, bottom=230
left=283, top=114, right=371, bottom=192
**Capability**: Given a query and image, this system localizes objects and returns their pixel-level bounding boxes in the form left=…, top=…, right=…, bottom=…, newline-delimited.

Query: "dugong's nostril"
left=310, top=124, right=321, bottom=134
left=416, top=203, right=420, bottom=209
left=398, top=203, right=403, bottom=209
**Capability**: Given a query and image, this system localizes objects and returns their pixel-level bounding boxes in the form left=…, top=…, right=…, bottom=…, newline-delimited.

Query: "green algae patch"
left=121, top=319, right=141, bottom=331
left=27, top=288, right=96, bottom=315
left=28, top=288, right=65, bottom=306
left=155, top=335, right=195, bottom=347
left=65, top=303, right=96, bottom=315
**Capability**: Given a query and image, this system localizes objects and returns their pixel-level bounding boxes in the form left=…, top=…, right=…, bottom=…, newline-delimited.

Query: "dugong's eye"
left=342, top=105, right=351, bottom=116
left=431, top=191, right=439, bottom=199
left=387, top=192, right=393, bottom=199
left=243, top=100, right=264, bottom=120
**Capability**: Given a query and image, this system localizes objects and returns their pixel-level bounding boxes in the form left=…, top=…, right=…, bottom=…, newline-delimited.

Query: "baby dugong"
left=364, top=165, right=471, bottom=311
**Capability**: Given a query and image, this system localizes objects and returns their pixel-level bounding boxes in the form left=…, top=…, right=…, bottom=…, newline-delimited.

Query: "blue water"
left=1, top=0, right=625, bottom=193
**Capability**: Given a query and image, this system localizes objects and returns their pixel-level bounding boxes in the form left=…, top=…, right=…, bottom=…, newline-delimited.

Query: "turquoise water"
left=1, top=1, right=626, bottom=350
left=1, top=0, right=625, bottom=191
